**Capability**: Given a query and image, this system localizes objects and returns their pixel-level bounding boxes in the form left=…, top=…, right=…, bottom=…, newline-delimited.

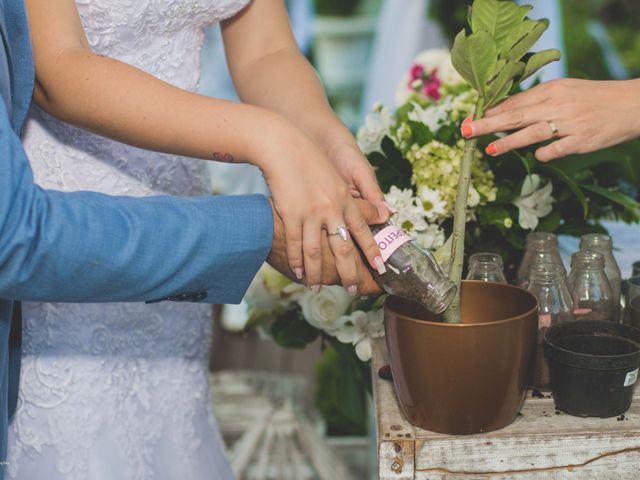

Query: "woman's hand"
left=258, top=123, right=387, bottom=295
left=462, top=78, right=640, bottom=161
left=266, top=198, right=383, bottom=295
left=326, top=143, right=392, bottom=221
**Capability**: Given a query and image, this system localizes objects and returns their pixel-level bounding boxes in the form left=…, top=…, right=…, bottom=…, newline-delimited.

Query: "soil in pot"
left=384, top=281, right=538, bottom=435
left=544, top=320, right=640, bottom=418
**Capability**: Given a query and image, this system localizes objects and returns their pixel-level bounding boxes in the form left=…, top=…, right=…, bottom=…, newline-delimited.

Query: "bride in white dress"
left=7, top=0, right=390, bottom=479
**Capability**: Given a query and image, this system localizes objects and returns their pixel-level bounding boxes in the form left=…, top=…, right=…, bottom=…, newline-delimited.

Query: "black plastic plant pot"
left=544, top=320, right=640, bottom=418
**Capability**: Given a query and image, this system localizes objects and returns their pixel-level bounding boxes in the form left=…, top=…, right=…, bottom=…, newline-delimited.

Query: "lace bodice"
left=8, top=1, right=250, bottom=479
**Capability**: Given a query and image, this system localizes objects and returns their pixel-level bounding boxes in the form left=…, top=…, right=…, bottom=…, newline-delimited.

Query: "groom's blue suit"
left=0, top=0, right=273, bottom=474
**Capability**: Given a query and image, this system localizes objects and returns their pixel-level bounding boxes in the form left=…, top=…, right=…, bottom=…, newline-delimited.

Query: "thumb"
left=352, top=166, right=390, bottom=223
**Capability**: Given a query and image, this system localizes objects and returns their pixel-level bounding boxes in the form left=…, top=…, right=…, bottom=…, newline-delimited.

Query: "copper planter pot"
left=384, top=281, right=538, bottom=435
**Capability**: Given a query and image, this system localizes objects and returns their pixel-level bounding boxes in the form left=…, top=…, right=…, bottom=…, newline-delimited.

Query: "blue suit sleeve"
left=0, top=99, right=273, bottom=305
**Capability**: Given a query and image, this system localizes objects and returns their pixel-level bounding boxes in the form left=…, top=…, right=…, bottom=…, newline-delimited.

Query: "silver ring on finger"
left=326, top=224, right=349, bottom=242
left=547, top=120, right=560, bottom=138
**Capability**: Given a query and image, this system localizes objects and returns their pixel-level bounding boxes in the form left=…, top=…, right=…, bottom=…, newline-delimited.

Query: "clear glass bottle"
left=579, top=234, right=622, bottom=321
left=567, top=251, right=615, bottom=322
left=517, top=232, right=566, bottom=289
left=371, top=222, right=456, bottom=314
left=466, top=253, right=507, bottom=283
left=527, top=263, right=574, bottom=387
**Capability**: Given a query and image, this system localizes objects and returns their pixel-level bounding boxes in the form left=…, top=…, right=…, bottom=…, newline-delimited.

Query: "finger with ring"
left=326, top=224, right=349, bottom=242
left=547, top=120, right=560, bottom=138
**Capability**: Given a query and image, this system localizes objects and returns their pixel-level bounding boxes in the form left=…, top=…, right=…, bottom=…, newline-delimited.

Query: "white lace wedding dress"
left=7, top=1, right=251, bottom=479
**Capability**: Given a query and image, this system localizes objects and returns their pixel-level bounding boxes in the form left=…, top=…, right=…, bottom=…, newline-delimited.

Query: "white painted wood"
left=373, top=338, right=640, bottom=479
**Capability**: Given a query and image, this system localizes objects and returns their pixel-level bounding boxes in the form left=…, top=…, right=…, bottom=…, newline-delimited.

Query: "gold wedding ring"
left=548, top=120, right=560, bottom=138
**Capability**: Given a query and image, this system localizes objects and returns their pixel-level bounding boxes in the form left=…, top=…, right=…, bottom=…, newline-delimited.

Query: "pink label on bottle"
left=574, top=308, right=593, bottom=316
left=539, top=314, right=552, bottom=328
left=374, top=226, right=413, bottom=262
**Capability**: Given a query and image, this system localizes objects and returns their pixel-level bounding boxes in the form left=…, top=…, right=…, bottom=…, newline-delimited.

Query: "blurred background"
left=198, top=1, right=640, bottom=478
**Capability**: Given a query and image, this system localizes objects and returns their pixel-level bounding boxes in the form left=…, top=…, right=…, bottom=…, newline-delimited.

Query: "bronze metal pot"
left=384, top=280, right=538, bottom=435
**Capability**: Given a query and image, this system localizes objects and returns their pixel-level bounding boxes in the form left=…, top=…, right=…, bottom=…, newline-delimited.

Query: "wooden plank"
left=373, top=338, right=640, bottom=479
left=373, top=338, right=417, bottom=479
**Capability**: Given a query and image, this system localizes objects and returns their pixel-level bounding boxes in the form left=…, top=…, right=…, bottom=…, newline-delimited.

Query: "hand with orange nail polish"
left=460, top=78, right=640, bottom=162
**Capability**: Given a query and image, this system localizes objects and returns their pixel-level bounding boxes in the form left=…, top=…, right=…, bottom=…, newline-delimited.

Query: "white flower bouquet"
left=245, top=45, right=638, bottom=363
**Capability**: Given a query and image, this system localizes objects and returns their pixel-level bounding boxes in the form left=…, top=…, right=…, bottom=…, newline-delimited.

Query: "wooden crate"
left=372, top=338, right=640, bottom=479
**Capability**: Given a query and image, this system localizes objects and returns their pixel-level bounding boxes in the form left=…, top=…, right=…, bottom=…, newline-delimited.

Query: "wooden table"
left=373, top=338, right=640, bottom=479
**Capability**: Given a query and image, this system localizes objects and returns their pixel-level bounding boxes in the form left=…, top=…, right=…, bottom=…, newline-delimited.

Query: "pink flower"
left=423, top=68, right=441, bottom=100
left=410, top=64, right=424, bottom=81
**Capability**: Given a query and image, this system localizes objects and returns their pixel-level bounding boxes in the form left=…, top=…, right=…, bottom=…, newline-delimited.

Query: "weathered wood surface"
left=373, top=338, right=640, bottom=479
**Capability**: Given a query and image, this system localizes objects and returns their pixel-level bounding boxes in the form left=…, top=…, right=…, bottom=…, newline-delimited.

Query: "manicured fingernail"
left=384, top=201, right=397, bottom=214
left=311, top=285, right=320, bottom=294
left=462, top=116, right=473, bottom=125
left=375, top=256, right=387, bottom=275
left=347, top=285, right=358, bottom=296
left=294, top=268, right=304, bottom=280
left=486, top=143, right=498, bottom=156
left=461, top=125, right=473, bottom=138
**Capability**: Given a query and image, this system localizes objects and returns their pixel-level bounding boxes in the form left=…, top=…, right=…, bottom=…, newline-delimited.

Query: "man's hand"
left=267, top=197, right=382, bottom=295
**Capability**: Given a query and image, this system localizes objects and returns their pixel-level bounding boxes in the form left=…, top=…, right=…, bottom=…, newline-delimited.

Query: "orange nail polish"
left=462, top=116, right=473, bottom=125
left=461, top=125, right=473, bottom=137
left=486, top=144, right=498, bottom=156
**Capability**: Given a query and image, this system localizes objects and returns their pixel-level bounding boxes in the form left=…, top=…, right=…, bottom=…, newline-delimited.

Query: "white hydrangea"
left=467, top=185, right=481, bottom=208
left=357, top=102, right=393, bottom=154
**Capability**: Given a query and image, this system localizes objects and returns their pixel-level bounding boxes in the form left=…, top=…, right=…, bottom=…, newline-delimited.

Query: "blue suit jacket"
left=0, top=0, right=273, bottom=473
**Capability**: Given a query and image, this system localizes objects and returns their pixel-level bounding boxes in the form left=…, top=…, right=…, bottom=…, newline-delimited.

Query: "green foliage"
left=451, top=30, right=498, bottom=95
left=368, top=136, right=413, bottom=192
left=451, top=0, right=560, bottom=109
left=314, top=343, right=370, bottom=436
left=314, top=0, right=360, bottom=16
left=271, top=308, right=319, bottom=349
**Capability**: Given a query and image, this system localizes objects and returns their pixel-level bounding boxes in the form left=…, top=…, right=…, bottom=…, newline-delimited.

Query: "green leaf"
left=541, top=163, right=589, bottom=219
left=518, top=49, right=561, bottom=84
left=334, top=342, right=370, bottom=424
left=435, top=124, right=456, bottom=144
left=503, top=18, right=549, bottom=62
left=451, top=29, right=498, bottom=95
left=407, top=120, right=435, bottom=146
left=580, top=184, right=640, bottom=212
left=271, top=309, right=319, bottom=349
left=367, top=137, right=412, bottom=192
left=478, top=205, right=512, bottom=227
left=471, top=0, right=532, bottom=51
left=512, top=149, right=533, bottom=175
left=485, top=60, right=525, bottom=107
left=535, top=211, right=561, bottom=232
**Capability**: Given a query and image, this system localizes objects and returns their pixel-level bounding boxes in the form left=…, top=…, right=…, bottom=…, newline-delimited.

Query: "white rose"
left=300, top=286, right=352, bottom=334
